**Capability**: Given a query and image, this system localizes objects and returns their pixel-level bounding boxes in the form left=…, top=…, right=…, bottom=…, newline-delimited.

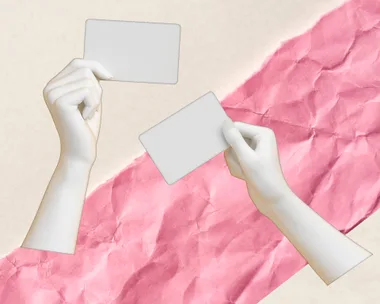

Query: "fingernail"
left=82, top=108, right=91, bottom=120
left=87, top=112, right=94, bottom=120
left=105, top=71, right=113, bottom=79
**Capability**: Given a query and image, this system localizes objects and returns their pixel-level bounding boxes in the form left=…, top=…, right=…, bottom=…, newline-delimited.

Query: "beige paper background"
left=1, top=0, right=378, bottom=302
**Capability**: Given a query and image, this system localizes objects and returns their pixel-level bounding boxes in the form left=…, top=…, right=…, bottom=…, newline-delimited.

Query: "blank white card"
left=84, top=19, right=181, bottom=84
left=139, top=92, right=229, bottom=184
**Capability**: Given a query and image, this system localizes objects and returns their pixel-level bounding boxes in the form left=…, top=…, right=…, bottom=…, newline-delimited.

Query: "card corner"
left=85, top=18, right=95, bottom=26
left=174, top=23, right=182, bottom=31
left=138, top=133, right=146, bottom=143
left=165, top=178, right=176, bottom=185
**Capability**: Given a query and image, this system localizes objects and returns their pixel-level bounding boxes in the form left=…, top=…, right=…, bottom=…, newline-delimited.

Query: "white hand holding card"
left=22, top=59, right=112, bottom=254
left=222, top=120, right=292, bottom=215
left=43, top=59, right=112, bottom=164
left=222, top=119, right=372, bottom=285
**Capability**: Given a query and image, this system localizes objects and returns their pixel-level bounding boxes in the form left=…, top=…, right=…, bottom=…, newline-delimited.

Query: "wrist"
left=58, top=154, right=94, bottom=171
left=264, top=190, right=301, bottom=220
left=276, top=188, right=298, bottom=205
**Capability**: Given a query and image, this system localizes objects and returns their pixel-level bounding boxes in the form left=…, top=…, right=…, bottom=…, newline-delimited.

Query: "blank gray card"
left=84, top=19, right=181, bottom=84
left=139, top=92, right=229, bottom=184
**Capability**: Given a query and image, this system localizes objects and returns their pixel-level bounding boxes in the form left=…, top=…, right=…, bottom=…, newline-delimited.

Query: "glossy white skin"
left=222, top=118, right=372, bottom=285
left=22, top=59, right=112, bottom=254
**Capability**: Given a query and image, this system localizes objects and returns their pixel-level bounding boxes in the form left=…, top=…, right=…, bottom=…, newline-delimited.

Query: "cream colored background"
left=2, top=0, right=378, bottom=302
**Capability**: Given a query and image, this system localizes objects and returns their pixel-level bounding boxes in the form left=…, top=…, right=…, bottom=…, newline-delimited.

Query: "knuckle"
left=43, top=86, right=49, bottom=97
left=270, top=131, right=277, bottom=140
left=82, top=87, right=92, bottom=98
left=83, top=78, right=94, bottom=88
left=264, top=127, right=275, bottom=137
left=92, top=98, right=100, bottom=108
left=84, top=87, right=91, bottom=94
left=71, top=58, right=82, bottom=67
left=46, top=89, right=58, bottom=103
left=54, top=96, right=66, bottom=108
left=43, top=82, right=53, bottom=95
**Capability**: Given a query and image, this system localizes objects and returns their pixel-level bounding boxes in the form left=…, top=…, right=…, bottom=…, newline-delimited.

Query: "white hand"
left=43, top=59, right=112, bottom=164
left=222, top=118, right=292, bottom=215
left=22, top=59, right=112, bottom=253
left=222, top=118, right=372, bottom=285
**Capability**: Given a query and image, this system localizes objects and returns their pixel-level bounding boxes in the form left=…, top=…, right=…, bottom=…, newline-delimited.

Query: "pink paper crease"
left=2, top=0, right=380, bottom=303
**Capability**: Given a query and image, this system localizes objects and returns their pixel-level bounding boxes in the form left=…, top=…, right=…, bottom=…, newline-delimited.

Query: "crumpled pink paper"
left=2, top=0, right=380, bottom=303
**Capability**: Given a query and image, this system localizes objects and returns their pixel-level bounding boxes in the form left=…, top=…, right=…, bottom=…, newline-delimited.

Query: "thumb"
left=222, top=118, right=255, bottom=165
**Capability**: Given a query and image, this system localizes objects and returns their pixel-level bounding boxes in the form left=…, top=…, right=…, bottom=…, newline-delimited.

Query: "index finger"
left=234, top=122, right=275, bottom=152
left=53, top=58, right=113, bottom=82
left=234, top=122, right=270, bottom=138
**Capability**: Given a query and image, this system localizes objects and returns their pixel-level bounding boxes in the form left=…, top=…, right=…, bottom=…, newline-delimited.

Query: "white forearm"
left=266, top=192, right=372, bottom=284
left=22, top=156, right=92, bottom=254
